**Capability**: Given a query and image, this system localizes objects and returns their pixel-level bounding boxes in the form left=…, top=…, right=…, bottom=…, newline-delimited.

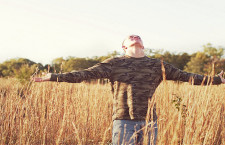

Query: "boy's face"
left=122, top=35, right=144, bottom=49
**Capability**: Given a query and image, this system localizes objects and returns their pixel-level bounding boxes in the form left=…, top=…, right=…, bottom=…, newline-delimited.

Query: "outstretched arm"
left=164, top=62, right=224, bottom=85
left=33, top=58, right=113, bottom=83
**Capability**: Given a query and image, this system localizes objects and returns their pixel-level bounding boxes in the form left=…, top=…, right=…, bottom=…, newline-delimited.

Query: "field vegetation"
left=0, top=78, right=224, bottom=144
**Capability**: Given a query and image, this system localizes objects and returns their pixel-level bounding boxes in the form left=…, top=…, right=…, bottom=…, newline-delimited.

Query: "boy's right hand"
left=33, top=73, right=52, bottom=82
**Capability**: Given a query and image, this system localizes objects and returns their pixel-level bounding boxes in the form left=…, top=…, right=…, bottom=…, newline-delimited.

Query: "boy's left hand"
left=218, top=70, right=225, bottom=84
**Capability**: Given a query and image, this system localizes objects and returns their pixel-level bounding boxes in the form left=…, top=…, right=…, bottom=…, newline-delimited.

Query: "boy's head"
left=122, top=35, right=144, bottom=50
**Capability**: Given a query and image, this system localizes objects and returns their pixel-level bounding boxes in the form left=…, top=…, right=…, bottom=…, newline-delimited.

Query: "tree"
left=63, top=57, right=99, bottom=72
left=14, top=64, right=39, bottom=83
left=203, top=43, right=225, bottom=75
left=184, top=52, right=209, bottom=74
left=203, top=43, right=224, bottom=59
left=0, top=58, right=35, bottom=77
left=52, top=57, right=65, bottom=73
left=93, top=51, right=121, bottom=62
left=175, top=53, right=191, bottom=70
left=145, top=49, right=191, bottom=70
left=0, top=58, right=42, bottom=83
left=184, top=44, right=225, bottom=75
left=145, top=48, right=164, bottom=59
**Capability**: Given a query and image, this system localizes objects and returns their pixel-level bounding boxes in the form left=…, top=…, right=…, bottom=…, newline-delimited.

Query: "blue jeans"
left=112, top=120, right=158, bottom=145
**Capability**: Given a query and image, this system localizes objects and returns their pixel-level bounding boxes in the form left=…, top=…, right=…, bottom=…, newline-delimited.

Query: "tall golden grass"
left=0, top=78, right=224, bottom=144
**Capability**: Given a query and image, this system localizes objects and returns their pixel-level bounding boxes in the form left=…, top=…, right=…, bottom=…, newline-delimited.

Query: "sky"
left=0, top=0, right=225, bottom=65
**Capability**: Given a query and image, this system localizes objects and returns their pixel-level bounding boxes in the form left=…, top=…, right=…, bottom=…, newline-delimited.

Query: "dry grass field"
left=0, top=78, right=224, bottom=145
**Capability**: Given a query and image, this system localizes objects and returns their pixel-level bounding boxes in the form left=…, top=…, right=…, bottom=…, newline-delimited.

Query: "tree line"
left=0, top=43, right=224, bottom=83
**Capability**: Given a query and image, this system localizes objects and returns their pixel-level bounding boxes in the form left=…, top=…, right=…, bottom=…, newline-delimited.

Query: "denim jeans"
left=112, top=120, right=158, bottom=145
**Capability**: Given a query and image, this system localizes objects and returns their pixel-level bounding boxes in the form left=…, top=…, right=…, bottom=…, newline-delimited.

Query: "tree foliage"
left=185, top=44, right=225, bottom=75
left=0, top=45, right=224, bottom=82
left=0, top=58, right=42, bottom=83
left=184, top=52, right=209, bottom=74
left=145, top=48, right=191, bottom=70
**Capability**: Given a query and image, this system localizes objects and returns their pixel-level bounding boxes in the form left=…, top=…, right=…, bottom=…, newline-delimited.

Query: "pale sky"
left=0, top=0, right=225, bottom=65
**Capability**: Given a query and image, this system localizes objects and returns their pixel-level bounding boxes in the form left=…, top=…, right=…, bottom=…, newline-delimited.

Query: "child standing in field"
left=34, top=35, right=225, bottom=145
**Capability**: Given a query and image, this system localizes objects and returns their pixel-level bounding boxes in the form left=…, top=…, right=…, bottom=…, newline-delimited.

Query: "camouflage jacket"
left=50, top=55, right=222, bottom=121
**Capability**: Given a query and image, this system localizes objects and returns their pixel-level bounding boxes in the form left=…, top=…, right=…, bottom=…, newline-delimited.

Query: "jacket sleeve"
left=163, top=62, right=222, bottom=85
left=50, top=58, right=113, bottom=83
